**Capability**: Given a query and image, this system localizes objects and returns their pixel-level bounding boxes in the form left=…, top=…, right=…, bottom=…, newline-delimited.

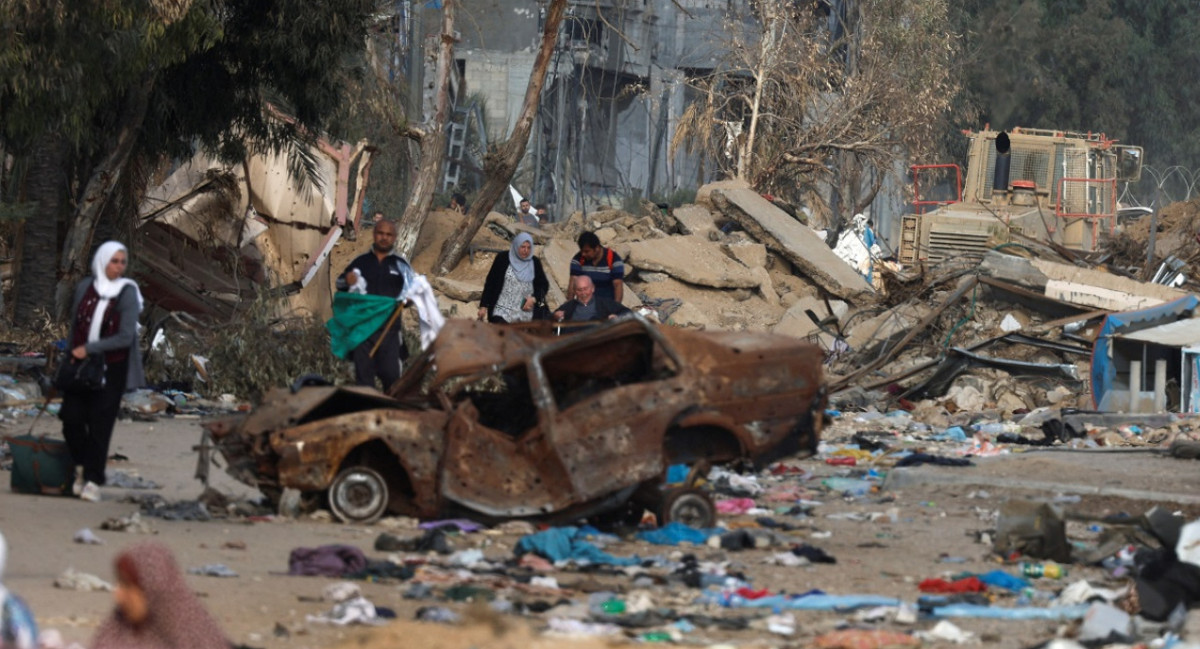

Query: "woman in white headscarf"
left=0, top=532, right=39, bottom=649
left=477, top=232, right=549, bottom=323
left=60, top=241, right=145, bottom=502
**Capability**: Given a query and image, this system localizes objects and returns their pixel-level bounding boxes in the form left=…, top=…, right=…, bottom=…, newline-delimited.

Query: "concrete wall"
left=458, top=49, right=537, bottom=138
left=450, top=1, right=540, bottom=52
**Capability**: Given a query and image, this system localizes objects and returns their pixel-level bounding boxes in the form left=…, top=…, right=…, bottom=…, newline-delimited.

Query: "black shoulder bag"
left=54, top=354, right=107, bottom=393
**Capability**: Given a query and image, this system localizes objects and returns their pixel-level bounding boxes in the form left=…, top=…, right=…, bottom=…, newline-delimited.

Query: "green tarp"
left=327, top=292, right=399, bottom=359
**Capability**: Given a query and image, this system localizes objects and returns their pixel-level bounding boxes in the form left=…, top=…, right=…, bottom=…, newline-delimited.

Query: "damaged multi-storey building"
left=439, top=0, right=727, bottom=213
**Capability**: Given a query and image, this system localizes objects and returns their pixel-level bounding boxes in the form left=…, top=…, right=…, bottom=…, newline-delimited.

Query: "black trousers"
left=352, top=328, right=405, bottom=391
left=60, top=359, right=128, bottom=486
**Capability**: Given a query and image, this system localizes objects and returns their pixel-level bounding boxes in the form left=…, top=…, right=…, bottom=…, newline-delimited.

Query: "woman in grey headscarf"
left=60, top=241, right=146, bottom=502
left=477, top=232, right=549, bottom=323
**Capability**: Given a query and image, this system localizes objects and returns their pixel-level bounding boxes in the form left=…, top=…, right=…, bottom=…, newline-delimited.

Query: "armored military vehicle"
left=899, top=127, right=1143, bottom=264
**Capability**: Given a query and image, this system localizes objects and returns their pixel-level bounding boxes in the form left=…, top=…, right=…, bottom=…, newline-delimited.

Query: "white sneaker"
left=79, top=482, right=101, bottom=503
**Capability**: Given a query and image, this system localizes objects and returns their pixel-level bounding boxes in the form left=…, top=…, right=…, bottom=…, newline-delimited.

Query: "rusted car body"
left=206, top=315, right=826, bottom=523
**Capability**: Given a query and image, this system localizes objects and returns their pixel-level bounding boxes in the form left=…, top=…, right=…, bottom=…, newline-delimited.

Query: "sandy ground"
left=4, top=409, right=1199, bottom=649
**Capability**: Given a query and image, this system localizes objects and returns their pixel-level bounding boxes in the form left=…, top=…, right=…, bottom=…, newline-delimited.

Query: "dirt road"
left=2, top=412, right=1196, bottom=649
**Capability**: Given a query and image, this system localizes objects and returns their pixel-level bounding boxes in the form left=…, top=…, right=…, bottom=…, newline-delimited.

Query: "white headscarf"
left=508, top=233, right=536, bottom=283
left=87, top=241, right=143, bottom=343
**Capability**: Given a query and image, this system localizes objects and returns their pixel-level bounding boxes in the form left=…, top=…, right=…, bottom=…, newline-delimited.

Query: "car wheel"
left=658, top=487, right=715, bottom=528
left=328, top=465, right=389, bottom=524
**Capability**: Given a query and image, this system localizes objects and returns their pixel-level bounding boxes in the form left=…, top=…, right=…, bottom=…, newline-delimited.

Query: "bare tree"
left=673, top=0, right=961, bottom=230
left=393, top=0, right=456, bottom=260
left=433, top=0, right=567, bottom=276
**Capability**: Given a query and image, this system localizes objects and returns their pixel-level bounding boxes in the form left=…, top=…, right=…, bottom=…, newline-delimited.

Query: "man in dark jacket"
left=554, top=276, right=630, bottom=322
left=337, top=219, right=413, bottom=388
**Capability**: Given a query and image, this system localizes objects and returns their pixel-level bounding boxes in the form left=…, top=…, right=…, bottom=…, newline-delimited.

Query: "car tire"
left=658, top=487, right=715, bottom=528
left=328, top=465, right=389, bottom=524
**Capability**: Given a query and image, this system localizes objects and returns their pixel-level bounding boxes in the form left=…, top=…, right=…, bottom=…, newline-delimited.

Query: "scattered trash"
left=54, top=568, right=113, bottom=592
left=72, top=528, right=104, bottom=545
left=188, top=563, right=238, bottom=578
left=306, top=596, right=386, bottom=626
left=99, top=512, right=155, bottom=534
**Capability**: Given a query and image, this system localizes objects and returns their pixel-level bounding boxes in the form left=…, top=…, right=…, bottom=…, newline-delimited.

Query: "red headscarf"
left=90, top=542, right=228, bottom=649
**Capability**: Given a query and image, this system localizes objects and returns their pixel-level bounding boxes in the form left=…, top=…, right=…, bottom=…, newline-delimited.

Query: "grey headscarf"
left=508, top=233, right=536, bottom=283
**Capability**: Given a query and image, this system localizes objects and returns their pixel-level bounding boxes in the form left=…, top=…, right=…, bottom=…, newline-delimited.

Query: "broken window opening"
left=540, top=333, right=675, bottom=410
left=452, top=366, right=538, bottom=438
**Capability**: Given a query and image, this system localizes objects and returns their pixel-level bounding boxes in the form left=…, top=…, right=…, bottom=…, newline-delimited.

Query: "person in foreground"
left=478, top=233, right=549, bottom=323
left=554, top=275, right=630, bottom=322
left=0, top=532, right=38, bottom=649
left=61, top=241, right=146, bottom=503
left=91, top=541, right=229, bottom=649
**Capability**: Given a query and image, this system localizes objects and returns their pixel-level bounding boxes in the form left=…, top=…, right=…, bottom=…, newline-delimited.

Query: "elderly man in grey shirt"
left=554, top=276, right=630, bottom=322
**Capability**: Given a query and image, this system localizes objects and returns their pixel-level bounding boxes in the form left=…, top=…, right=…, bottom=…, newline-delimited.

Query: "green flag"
left=327, top=292, right=398, bottom=359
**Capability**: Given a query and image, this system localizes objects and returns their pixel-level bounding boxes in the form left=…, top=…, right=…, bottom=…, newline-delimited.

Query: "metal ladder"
left=442, top=113, right=467, bottom=192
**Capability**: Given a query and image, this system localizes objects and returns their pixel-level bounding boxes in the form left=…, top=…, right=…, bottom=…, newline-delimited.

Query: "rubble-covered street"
left=11, top=175, right=1200, bottom=648
left=7, top=407, right=1200, bottom=649
left=9, top=1, right=1200, bottom=648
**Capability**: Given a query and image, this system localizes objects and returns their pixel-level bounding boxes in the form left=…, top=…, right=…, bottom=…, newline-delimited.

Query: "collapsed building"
left=135, top=137, right=374, bottom=320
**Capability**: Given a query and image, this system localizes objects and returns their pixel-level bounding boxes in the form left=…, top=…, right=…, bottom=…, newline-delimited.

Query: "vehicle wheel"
left=658, top=487, right=715, bottom=528
left=328, top=466, right=389, bottom=524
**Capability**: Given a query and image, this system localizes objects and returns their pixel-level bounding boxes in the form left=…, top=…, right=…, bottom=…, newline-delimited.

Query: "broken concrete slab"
left=982, top=250, right=1190, bottom=311
left=666, top=301, right=712, bottom=329
left=673, top=205, right=718, bottom=237
left=1044, top=279, right=1181, bottom=311
left=595, top=226, right=619, bottom=246
left=432, top=277, right=482, bottom=303
left=844, top=304, right=931, bottom=352
left=483, top=212, right=549, bottom=243
left=773, top=296, right=848, bottom=340
left=625, top=235, right=760, bottom=289
left=749, top=267, right=779, bottom=307
left=979, top=251, right=1050, bottom=289
left=712, top=188, right=875, bottom=303
left=1034, top=257, right=1188, bottom=310
left=626, top=217, right=669, bottom=241
left=722, top=240, right=768, bottom=270
left=696, top=179, right=751, bottom=208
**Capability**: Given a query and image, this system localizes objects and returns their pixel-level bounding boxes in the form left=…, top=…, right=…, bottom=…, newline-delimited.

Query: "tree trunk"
left=54, top=77, right=153, bottom=320
left=433, top=0, right=567, bottom=276
left=739, top=6, right=778, bottom=180
left=394, top=0, right=456, bottom=260
left=14, top=135, right=68, bottom=326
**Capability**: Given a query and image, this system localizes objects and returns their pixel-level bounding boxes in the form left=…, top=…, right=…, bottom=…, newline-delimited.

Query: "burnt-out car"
left=204, top=315, right=825, bottom=525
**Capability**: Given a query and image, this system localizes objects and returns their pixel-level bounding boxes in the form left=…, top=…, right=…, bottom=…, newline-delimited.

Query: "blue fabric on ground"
left=978, top=570, right=1030, bottom=592
left=636, top=522, right=722, bottom=546
left=514, top=527, right=639, bottom=566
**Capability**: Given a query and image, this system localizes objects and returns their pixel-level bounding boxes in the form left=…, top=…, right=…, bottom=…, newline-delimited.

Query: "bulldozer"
left=898, top=127, right=1144, bottom=264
